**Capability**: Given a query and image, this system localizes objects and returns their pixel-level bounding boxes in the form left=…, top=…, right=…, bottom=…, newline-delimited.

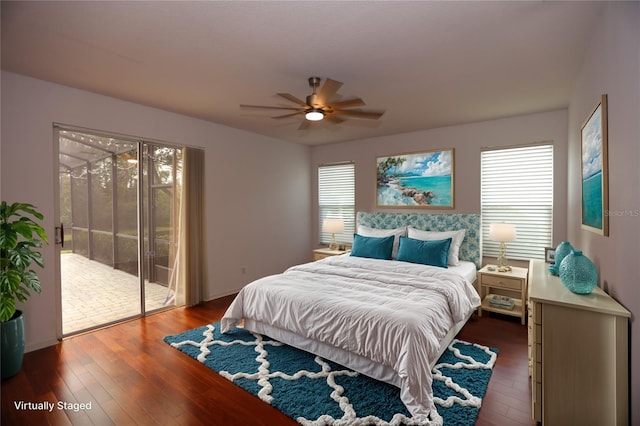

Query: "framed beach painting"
left=376, top=149, right=454, bottom=208
left=581, top=94, right=609, bottom=236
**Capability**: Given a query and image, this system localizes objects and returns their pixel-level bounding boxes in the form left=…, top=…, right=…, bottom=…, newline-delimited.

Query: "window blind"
left=481, top=144, right=553, bottom=260
left=318, top=162, right=355, bottom=245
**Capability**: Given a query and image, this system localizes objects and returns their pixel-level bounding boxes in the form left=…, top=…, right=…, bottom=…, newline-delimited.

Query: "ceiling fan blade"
left=333, top=109, right=384, bottom=120
left=277, top=93, right=308, bottom=107
left=272, top=111, right=305, bottom=119
left=316, top=78, right=343, bottom=105
left=328, top=98, right=365, bottom=109
left=240, top=104, right=303, bottom=111
left=325, top=114, right=345, bottom=124
left=298, top=119, right=311, bottom=130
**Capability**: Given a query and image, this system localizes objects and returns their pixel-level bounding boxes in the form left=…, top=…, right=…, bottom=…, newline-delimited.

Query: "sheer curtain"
left=173, top=147, right=206, bottom=306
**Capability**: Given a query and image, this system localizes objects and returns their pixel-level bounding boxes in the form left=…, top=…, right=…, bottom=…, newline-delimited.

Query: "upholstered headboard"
left=356, top=211, right=482, bottom=268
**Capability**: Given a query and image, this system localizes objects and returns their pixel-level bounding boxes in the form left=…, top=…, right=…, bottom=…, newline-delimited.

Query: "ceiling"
left=1, top=1, right=604, bottom=146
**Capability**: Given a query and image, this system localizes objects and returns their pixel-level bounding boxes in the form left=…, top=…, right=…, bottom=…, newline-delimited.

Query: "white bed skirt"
left=243, top=307, right=473, bottom=422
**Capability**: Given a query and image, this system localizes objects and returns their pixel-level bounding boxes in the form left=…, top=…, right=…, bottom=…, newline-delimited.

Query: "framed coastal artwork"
left=581, top=94, right=609, bottom=236
left=376, top=149, right=454, bottom=208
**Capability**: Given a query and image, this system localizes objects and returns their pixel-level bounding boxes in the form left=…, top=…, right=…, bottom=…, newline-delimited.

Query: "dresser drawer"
left=533, top=301, right=542, bottom=324
left=480, top=274, right=522, bottom=290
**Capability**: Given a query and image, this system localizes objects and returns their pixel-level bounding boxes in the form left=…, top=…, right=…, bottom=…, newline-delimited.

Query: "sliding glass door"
left=141, top=144, right=182, bottom=307
left=57, top=128, right=183, bottom=335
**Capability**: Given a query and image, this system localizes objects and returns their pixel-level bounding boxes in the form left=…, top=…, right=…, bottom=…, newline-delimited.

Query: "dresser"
left=528, top=259, right=630, bottom=425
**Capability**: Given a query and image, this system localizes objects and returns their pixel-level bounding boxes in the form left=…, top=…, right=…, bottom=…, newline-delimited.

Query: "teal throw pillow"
left=350, top=234, right=395, bottom=260
left=396, top=236, right=452, bottom=268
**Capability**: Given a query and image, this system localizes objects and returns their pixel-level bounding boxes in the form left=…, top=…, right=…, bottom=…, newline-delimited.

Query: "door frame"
left=54, top=124, right=182, bottom=338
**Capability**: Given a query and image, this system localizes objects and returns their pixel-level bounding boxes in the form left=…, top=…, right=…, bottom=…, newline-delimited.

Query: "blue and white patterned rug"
left=163, top=323, right=497, bottom=426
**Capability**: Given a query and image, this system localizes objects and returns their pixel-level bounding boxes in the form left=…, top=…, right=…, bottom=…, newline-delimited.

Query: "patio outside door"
left=57, top=127, right=182, bottom=335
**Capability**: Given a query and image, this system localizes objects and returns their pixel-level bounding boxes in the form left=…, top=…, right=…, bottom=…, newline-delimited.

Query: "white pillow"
left=357, top=225, right=406, bottom=259
left=407, top=227, right=466, bottom=266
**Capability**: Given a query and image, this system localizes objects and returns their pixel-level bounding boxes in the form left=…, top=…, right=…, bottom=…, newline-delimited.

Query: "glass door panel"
left=58, top=129, right=182, bottom=335
left=142, top=145, right=181, bottom=311
left=59, top=129, right=140, bottom=335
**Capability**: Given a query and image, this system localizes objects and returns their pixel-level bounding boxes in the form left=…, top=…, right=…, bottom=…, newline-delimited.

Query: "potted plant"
left=0, top=201, right=48, bottom=379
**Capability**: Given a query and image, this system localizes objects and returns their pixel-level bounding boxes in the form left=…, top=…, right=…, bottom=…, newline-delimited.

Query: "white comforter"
left=221, top=255, right=480, bottom=422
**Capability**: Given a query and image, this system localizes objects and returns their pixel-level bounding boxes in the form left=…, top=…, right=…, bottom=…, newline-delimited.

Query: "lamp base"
left=496, top=242, right=512, bottom=272
left=329, top=234, right=338, bottom=251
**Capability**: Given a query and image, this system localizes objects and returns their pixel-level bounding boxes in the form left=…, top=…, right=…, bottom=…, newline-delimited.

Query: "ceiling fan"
left=240, top=77, right=384, bottom=129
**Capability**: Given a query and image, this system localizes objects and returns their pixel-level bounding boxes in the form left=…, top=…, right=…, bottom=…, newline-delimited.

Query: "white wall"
left=0, top=71, right=311, bottom=351
left=567, top=3, right=640, bottom=424
left=311, top=109, right=569, bottom=251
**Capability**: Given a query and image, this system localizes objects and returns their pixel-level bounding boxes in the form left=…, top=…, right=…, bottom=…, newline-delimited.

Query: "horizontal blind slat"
left=481, top=144, right=553, bottom=260
left=318, top=163, right=355, bottom=244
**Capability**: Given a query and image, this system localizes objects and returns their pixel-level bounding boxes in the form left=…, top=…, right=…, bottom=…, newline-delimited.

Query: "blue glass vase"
left=549, top=241, right=573, bottom=275
left=559, top=250, right=597, bottom=294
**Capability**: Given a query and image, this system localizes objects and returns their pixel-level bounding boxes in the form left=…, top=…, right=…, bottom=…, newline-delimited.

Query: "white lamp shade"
left=489, top=223, right=516, bottom=242
left=322, top=218, right=344, bottom=234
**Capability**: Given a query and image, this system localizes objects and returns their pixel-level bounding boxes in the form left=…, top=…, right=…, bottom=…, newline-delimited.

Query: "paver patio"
left=61, top=253, right=175, bottom=334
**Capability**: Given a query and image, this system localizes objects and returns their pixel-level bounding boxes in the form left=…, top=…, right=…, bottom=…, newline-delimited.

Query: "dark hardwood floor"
left=2, top=296, right=531, bottom=425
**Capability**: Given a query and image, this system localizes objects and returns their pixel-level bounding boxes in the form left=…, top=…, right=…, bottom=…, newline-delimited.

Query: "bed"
left=221, top=212, right=482, bottom=423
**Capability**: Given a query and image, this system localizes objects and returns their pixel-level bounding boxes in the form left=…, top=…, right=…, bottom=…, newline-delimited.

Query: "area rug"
left=163, top=323, right=497, bottom=426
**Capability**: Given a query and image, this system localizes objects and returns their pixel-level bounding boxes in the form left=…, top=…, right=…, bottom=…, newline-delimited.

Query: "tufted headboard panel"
left=356, top=211, right=482, bottom=268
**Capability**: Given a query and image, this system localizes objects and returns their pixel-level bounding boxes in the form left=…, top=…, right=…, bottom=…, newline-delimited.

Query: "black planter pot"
left=1, top=310, right=25, bottom=380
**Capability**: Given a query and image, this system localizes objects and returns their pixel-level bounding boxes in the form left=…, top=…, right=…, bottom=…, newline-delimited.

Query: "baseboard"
left=26, top=338, right=60, bottom=354
left=205, top=288, right=240, bottom=302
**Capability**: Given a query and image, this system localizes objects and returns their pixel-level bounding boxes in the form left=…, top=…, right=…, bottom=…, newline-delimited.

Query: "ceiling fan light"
left=305, top=109, right=324, bottom=121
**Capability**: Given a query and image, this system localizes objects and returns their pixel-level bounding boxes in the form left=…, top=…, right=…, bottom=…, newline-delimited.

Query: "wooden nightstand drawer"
left=312, top=248, right=347, bottom=261
left=480, top=274, right=521, bottom=290
left=313, top=252, right=331, bottom=261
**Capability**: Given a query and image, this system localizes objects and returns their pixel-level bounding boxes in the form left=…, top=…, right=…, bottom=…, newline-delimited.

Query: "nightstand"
left=477, top=264, right=528, bottom=325
left=312, top=248, right=347, bottom=261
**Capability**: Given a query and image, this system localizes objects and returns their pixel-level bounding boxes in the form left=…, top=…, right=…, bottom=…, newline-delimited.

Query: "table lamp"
left=322, top=218, right=344, bottom=250
left=489, top=222, right=516, bottom=272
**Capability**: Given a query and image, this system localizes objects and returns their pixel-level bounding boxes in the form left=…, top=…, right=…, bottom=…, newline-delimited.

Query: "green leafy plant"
left=0, top=202, right=49, bottom=322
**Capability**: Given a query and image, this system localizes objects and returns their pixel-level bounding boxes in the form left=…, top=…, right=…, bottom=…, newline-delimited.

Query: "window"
left=481, top=144, right=553, bottom=260
left=318, top=162, right=355, bottom=245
